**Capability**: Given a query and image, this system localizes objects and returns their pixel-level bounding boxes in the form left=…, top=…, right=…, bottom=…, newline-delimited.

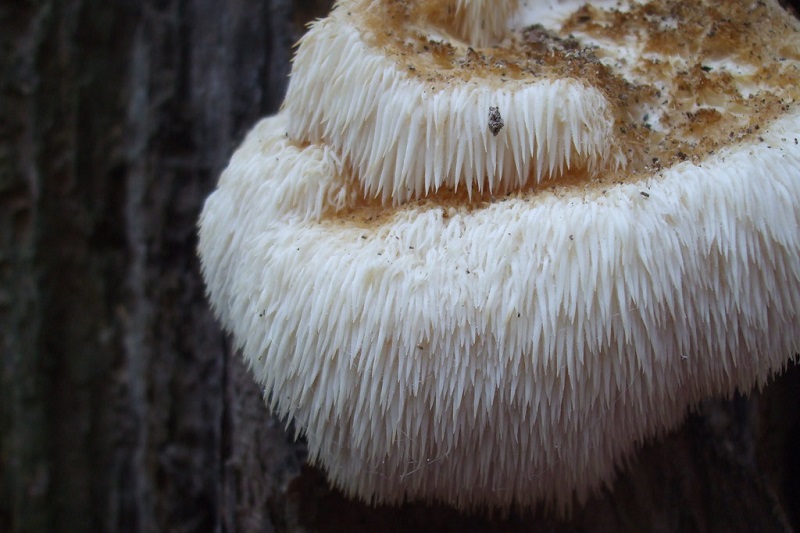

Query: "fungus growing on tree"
left=198, top=0, right=800, bottom=513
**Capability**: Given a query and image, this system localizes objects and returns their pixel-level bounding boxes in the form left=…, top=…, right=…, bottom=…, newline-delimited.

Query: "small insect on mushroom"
left=488, top=105, right=504, bottom=136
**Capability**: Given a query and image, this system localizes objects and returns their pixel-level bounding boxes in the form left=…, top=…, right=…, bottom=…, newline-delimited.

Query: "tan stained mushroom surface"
left=199, top=0, right=800, bottom=513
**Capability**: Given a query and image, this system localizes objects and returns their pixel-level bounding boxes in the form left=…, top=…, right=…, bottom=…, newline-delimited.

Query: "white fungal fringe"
left=209, top=115, right=354, bottom=224
left=448, top=0, right=520, bottom=46
left=283, top=10, right=621, bottom=205
left=198, top=111, right=800, bottom=513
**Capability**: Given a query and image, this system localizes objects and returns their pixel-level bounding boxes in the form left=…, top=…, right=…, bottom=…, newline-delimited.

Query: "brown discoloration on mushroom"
left=562, top=0, right=800, bottom=172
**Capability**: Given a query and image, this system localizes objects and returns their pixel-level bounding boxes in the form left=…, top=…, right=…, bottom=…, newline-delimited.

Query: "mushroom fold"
left=199, top=0, right=800, bottom=514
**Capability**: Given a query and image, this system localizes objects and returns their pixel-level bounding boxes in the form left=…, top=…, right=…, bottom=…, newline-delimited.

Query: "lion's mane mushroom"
left=199, top=0, right=800, bottom=513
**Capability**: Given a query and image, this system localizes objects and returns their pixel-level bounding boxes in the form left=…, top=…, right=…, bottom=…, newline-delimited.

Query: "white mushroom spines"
left=283, top=0, right=623, bottom=204
left=425, top=0, right=521, bottom=47
left=199, top=0, right=800, bottom=514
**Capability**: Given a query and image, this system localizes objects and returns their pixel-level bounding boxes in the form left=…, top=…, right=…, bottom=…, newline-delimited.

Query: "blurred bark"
left=0, top=1, right=798, bottom=532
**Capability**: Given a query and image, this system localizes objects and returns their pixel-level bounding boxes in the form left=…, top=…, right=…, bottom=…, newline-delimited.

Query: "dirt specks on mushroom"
left=488, top=106, right=504, bottom=136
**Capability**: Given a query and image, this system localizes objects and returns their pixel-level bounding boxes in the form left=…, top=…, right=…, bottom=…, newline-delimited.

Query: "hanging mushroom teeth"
left=421, top=0, right=522, bottom=47
left=199, top=0, right=800, bottom=514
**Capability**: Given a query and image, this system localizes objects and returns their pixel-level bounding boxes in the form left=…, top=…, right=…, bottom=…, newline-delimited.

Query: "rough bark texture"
left=0, top=1, right=799, bottom=532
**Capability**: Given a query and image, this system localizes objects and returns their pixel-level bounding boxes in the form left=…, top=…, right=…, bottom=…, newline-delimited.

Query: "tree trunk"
left=1, top=1, right=799, bottom=532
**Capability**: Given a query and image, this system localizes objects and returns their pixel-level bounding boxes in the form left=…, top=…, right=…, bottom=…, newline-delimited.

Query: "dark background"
left=2, top=1, right=800, bottom=531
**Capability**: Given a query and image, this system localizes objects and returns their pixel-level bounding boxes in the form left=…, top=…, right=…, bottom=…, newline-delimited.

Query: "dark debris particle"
left=488, top=106, right=504, bottom=136
left=640, top=191, right=650, bottom=198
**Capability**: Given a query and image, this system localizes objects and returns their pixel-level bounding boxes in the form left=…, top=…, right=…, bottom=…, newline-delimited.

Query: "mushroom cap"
left=199, top=0, right=800, bottom=513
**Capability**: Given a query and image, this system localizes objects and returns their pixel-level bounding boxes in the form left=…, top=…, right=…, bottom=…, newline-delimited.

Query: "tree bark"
left=1, top=1, right=799, bottom=532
